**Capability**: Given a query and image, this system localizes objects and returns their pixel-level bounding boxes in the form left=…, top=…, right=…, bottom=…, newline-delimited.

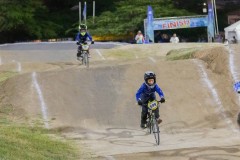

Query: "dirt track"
left=0, top=42, right=240, bottom=159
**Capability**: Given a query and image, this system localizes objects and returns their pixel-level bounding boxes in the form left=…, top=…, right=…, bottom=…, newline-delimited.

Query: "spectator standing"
left=135, top=31, right=145, bottom=44
left=170, top=33, right=179, bottom=43
left=161, top=34, right=169, bottom=43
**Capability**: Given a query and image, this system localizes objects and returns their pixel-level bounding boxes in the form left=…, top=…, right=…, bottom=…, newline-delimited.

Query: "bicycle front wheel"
left=86, top=55, right=89, bottom=68
left=146, top=114, right=151, bottom=134
left=152, top=118, right=160, bottom=145
left=147, top=120, right=152, bottom=134
left=84, top=54, right=89, bottom=68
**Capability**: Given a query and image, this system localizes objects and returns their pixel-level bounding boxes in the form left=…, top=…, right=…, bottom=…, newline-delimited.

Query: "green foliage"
left=87, top=0, right=193, bottom=36
left=0, top=124, right=78, bottom=160
left=0, top=71, right=17, bottom=84
left=0, top=0, right=65, bottom=42
left=0, top=0, right=41, bottom=32
left=1, top=0, right=234, bottom=42
left=166, top=48, right=200, bottom=60
left=173, top=0, right=206, bottom=14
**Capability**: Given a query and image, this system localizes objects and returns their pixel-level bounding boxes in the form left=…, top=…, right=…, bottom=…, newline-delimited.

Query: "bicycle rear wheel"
left=152, top=118, right=160, bottom=145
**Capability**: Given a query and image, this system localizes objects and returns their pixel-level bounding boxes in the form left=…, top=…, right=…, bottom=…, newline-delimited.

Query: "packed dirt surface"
left=0, top=42, right=240, bottom=159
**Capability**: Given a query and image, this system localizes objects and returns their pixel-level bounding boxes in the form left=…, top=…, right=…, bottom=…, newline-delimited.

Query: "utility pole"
left=93, top=1, right=95, bottom=24
left=79, top=1, right=81, bottom=28
left=84, top=1, right=87, bottom=25
left=213, top=0, right=219, bottom=35
left=211, top=0, right=216, bottom=36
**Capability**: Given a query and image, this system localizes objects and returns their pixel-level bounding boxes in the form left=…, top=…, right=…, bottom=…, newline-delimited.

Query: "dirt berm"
left=1, top=43, right=240, bottom=159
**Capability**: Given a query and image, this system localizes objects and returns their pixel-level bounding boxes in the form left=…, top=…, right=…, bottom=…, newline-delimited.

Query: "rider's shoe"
left=157, top=118, right=162, bottom=124
left=140, top=123, right=146, bottom=129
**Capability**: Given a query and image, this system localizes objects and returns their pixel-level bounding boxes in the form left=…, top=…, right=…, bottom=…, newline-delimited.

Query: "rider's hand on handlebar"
left=137, top=100, right=143, bottom=106
left=160, top=98, right=165, bottom=103
left=76, top=42, right=80, bottom=45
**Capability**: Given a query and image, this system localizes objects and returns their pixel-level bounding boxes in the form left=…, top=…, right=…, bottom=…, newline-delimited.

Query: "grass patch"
left=166, top=48, right=201, bottom=60
left=0, top=71, right=18, bottom=84
left=0, top=124, right=78, bottom=160
left=0, top=71, right=79, bottom=160
left=104, top=49, right=135, bottom=59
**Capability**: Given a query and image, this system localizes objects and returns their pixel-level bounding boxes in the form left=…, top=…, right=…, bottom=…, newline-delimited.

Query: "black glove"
left=138, top=100, right=143, bottom=105
left=76, top=42, right=80, bottom=45
left=160, top=98, right=165, bottom=103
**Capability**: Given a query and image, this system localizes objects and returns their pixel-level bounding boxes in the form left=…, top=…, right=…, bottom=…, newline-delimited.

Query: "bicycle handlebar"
left=135, top=100, right=166, bottom=106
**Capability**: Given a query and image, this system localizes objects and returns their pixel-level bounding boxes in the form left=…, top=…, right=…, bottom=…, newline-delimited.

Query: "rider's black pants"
left=77, top=45, right=82, bottom=57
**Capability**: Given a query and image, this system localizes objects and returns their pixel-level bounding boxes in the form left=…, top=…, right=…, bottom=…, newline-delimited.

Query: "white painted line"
left=148, top=57, right=156, bottom=63
left=17, top=62, right=22, bottom=72
left=96, top=49, right=105, bottom=60
left=0, top=44, right=8, bottom=47
left=112, top=43, right=124, bottom=46
left=96, top=42, right=125, bottom=46
left=32, top=72, right=49, bottom=129
left=227, top=45, right=240, bottom=116
left=194, top=60, right=238, bottom=133
left=105, top=156, right=116, bottom=160
left=228, top=47, right=238, bottom=82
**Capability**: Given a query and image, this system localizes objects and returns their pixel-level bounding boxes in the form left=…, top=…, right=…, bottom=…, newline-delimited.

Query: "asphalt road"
left=0, top=41, right=127, bottom=64
left=0, top=41, right=127, bottom=50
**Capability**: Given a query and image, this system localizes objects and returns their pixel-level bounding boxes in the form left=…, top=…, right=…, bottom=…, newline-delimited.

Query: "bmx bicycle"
left=146, top=100, right=162, bottom=145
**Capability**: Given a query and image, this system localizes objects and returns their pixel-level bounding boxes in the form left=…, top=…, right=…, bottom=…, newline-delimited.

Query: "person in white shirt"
left=135, top=31, right=145, bottom=44
left=170, top=33, right=179, bottom=43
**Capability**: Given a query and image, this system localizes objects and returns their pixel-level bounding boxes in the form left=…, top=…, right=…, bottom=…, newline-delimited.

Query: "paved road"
left=0, top=41, right=127, bottom=64
left=0, top=41, right=127, bottom=50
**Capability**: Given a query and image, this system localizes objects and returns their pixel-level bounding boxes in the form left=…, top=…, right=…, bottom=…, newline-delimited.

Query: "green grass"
left=0, top=71, right=17, bottom=84
left=0, top=71, right=79, bottom=160
left=104, top=49, right=136, bottom=59
left=0, top=125, right=78, bottom=160
left=166, top=48, right=201, bottom=60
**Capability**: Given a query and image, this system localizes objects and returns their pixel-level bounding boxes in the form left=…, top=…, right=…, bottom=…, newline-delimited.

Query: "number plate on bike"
left=82, top=45, right=89, bottom=50
left=147, top=100, right=158, bottom=110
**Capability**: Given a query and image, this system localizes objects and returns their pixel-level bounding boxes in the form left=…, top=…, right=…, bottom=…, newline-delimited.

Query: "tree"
left=173, top=0, right=206, bottom=14
left=0, top=0, right=60, bottom=43
left=87, top=0, right=193, bottom=37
